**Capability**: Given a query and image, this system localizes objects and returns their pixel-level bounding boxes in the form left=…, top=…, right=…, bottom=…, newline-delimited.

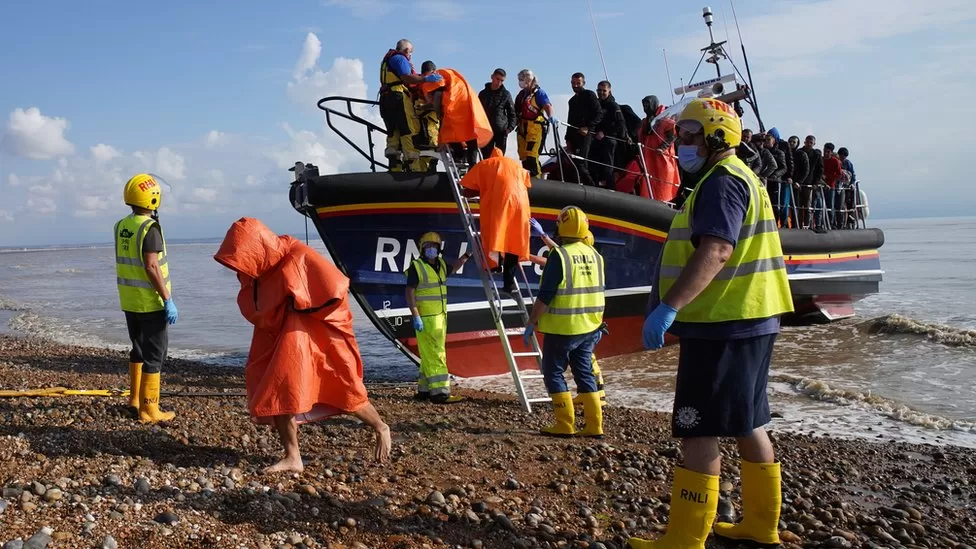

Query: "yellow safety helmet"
left=556, top=206, right=589, bottom=239
left=123, top=173, right=162, bottom=211
left=583, top=230, right=595, bottom=247
left=419, top=231, right=442, bottom=247
left=677, top=97, right=742, bottom=150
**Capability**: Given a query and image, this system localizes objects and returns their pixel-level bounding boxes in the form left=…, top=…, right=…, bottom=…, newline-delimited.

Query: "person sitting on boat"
left=613, top=95, right=681, bottom=201
left=405, top=231, right=474, bottom=403
left=379, top=39, right=442, bottom=173
left=566, top=73, right=603, bottom=186
left=523, top=206, right=605, bottom=439
left=214, top=217, right=392, bottom=474
left=632, top=97, right=793, bottom=549
left=459, top=148, right=532, bottom=293
left=417, top=64, right=493, bottom=167
left=514, top=69, right=555, bottom=177
left=526, top=223, right=607, bottom=406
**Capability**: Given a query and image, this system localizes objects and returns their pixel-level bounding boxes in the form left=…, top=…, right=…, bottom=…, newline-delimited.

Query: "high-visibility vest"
left=658, top=154, right=794, bottom=323
left=114, top=213, right=170, bottom=313
left=380, top=49, right=414, bottom=94
left=537, top=241, right=605, bottom=335
left=409, top=258, right=447, bottom=316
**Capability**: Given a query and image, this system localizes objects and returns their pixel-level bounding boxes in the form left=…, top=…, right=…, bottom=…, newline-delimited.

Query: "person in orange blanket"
left=614, top=95, right=680, bottom=202
left=418, top=62, right=494, bottom=167
left=460, top=148, right=532, bottom=293
left=214, top=217, right=391, bottom=474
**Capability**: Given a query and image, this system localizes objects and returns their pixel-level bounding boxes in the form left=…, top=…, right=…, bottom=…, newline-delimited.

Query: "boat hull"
left=292, top=171, right=884, bottom=377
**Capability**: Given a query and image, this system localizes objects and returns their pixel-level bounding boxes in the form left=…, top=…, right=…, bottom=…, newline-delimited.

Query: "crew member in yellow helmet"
left=114, top=173, right=180, bottom=424
left=404, top=231, right=473, bottom=403
left=629, top=98, right=794, bottom=549
left=523, top=206, right=605, bottom=438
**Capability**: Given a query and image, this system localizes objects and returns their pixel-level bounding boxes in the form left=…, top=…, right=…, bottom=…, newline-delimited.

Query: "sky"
left=1, top=0, right=973, bottom=247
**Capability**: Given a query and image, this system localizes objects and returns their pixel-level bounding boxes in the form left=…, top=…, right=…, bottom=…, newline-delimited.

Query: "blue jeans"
left=540, top=329, right=600, bottom=394
left=813, top=188, right=835, bottom=229
left=780, top=184, right=793, bottom=226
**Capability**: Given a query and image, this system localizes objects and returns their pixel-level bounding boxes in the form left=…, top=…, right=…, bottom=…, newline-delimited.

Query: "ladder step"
left=501, top=310, right=525, bottom=316
left=527, top=397, right=553, bottom=403
left=518, top=374, right=546, bottom=380
left=512, top=352, right=542, bottom=358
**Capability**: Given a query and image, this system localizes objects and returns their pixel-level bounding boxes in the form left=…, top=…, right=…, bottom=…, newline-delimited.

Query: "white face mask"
left=518, top=79, right=529, bottom=89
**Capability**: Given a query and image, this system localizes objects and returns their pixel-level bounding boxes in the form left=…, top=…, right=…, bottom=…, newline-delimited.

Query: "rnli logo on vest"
left=119, top=228, right=134, bottom=239
left=571, top=253, right=595, bottom=277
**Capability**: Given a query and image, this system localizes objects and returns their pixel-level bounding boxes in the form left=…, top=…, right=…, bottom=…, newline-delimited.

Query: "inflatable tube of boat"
left=296, top=172, right=884, bottom=254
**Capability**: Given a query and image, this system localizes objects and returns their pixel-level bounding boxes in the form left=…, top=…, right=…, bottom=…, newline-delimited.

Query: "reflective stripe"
left=558, top=286, right=605, bottom=295
left=430, top=387, right=450, bottom=396
left=713, top=256, right=786, bottom=281
left=116, top=256, right=142, bottom=266
left=668, top=217, right=779, bottom=243
left=117, top=277, right=154, bottom=289
left=547, top=305, right=606, bottom=315
left=426, top=374, right=450, bottom=384
left=416, top=283, right=441, bottom=291
left=416, top=295, right=444, bottom=301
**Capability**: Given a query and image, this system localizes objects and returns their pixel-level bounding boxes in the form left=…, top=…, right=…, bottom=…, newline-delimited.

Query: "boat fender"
left=858, top=188, right=870, bottom=220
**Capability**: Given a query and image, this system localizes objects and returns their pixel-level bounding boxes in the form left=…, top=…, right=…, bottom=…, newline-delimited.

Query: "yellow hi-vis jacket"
left=114, top=213, right=170, bottom=313
left=538, top=241, right=605, bottom=335
left=658, top=154, right=794, bottom=323
left=409, top=258, right=448, bottom=316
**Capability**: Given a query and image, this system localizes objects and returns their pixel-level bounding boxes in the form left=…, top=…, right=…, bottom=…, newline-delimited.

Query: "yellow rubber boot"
left=139, top=372, right=175, bottom=424
left=576, top=392, right=603, bottom=438
left=541, top=392, right=576, bottom=437
left=714, top=461, right=782, bottom=545
left=628, top=467, right=719, bottom=549
left=128, top=362, right=143, bottom=411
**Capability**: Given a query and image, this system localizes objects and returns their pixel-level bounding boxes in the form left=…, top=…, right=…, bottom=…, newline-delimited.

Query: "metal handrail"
left=317, top=96, right=389, bottom=172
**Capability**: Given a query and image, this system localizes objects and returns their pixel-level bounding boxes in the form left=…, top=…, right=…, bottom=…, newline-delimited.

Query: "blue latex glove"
left=549, top=117, right=559, bottom=128
left=642, top=303, right=677, bottom=350
left=412, top=315, right=424, bottom=333
left=529, top=218, right=545, bottom=237
left=423, top=73, right=443, bottom=83
left=163, top=298, right=179, bottom=325
left=523, top=323, right=535, bottom=347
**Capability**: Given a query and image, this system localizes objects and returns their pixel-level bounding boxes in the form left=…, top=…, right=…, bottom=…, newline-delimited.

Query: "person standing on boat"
left=477, top=68, right=517, bottom=158
left=406, top=232, right=474, bottom=403
left=114, top=173, right=179, bottom=424
left=514, top=69, right=555, bottom=177
left=379, top=39, right=442, bottom=172
left=523, top=206, right=605, bottom=438
left=591, top=80, right=627, bottom=188
left=417, top=65, right=493, bottom=167
left=566, top=73, right=603, bottom=186
left=632, top=98, right=793, bottom=549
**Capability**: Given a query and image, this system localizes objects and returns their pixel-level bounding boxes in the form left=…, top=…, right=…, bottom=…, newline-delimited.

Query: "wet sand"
left=0, top=335, right=974, bottom=548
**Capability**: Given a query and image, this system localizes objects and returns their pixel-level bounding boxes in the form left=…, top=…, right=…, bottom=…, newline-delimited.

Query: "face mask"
left=424, top=247, right=438, bottom=260
left=518, top=80, right=529, bottom=89
left=677, top=145, right=706, bottom=173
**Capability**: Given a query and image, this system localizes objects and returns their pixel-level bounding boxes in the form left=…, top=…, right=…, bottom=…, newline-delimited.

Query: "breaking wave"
left=774, top=373, right=976, bottom=434
left=0, top=297, right=27, bottom=311
left=864, top=314, right=976, bottom=347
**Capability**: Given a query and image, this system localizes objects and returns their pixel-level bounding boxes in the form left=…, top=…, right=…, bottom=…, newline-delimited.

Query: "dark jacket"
left=758, top=147, right=777, bottom=179
left=792, top=147, right=810, bottom=186
left=568, top=89, right=603, bottom=130
left=478, top=84, right=517, bottom=134
left=595, top=94, right=626, bottom=140
left=619, top=104, right=642, bottom=141
left=767, top=146, right=788, bottom=182
left=737, top=142, right=762, bottom=173
left=803, top=147, right=824, bottom=185
left=775, top=140, right=794, bottom=180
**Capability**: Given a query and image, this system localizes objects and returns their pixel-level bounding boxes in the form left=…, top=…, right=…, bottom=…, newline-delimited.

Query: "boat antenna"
left=702, top=6, right=722, bottom=79
left=728, top=0, right=764, bottom=130
left=586, top=0, right=610, bottom=82
left=721, top=3, right=736, bottom=66
left=663, top=49, right=675, bottom=104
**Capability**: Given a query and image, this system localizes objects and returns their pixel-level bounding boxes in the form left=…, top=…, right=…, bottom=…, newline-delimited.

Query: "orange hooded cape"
left=460, top=148, right=532, bottom=262
left=614, top=107, right=680, bottom=201
left=420, top=68, right=493, bottom=148
left=214, top=217, right=368, bottom=424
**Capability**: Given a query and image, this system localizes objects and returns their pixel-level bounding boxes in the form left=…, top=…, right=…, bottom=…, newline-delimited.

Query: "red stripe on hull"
left=401, top=316, right=647, bottom=378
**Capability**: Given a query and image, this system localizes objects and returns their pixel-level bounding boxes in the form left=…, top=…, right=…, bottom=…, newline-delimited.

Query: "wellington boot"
left=714, top=460, right=782, bottom=545
left=541, top=392, right=576, bottom=437
left=128, top=362, right=143, bottom=411
left=139, top=373, right=176, bottom=424
left=431, top=394, right=463, bottom=404
left=628, top=467, right=719, bottom=549
left=576, top=392, right=604, bottom=438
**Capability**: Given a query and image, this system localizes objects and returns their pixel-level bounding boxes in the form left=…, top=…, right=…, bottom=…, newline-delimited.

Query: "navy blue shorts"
left=671, top=334, right=776, bottom=438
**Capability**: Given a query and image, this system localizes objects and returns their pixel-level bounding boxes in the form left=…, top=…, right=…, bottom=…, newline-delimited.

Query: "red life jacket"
left=516, top=87, right=544, bottom=121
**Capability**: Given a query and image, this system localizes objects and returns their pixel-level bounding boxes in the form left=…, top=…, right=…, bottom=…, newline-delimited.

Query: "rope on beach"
left=0, top=381, right=416, bottom=399
left=866, top=314, right=976, bottom=347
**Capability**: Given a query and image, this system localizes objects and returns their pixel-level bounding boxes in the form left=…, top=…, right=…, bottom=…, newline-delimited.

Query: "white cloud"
left=7, top=174, right=22, bottom=187
left=154, top=147, right=186, bottom=181
left=294, top=32, right=322, bottom=80
left=326, top=0, right=394, bottom=19
left=0, top=210, right=12, bottom=223
left=2, top=107, right=76, bottom=160
left=91, top=143, right=121, bottom=164
left=204, top=130, right=226, bottom=148
left=28, top=183, right=55, bottom=196
left=25, top=195, right=56, bottom=215
left=73, top=195, right=113, bottom=218
left=415, top=0, right=465, bottom=22
left=188, top=187, right=219, bottom=203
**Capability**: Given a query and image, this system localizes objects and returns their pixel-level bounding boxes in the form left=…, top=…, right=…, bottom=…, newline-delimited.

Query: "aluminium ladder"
left=420, top=148, right=550, bottom=412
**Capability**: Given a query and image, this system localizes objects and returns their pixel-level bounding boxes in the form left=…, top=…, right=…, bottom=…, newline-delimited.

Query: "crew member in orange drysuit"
left=614, top=95, right=680, bottom=202
left=419, top=65, right=494, bottom=167
left=214, top=217, right=391, bottom=474
left=460, top=148, right=533, bottom=293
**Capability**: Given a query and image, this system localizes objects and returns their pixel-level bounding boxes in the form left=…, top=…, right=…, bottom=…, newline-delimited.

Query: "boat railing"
left=317, top=96, right=389, bottom=172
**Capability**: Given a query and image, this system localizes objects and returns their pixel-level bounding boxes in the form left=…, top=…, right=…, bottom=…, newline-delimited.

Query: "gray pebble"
left=4, top=541, right=24, bottom=549
left=135, top=478, right=150, bottom=495
left=101, top=536, right=118, bottom=549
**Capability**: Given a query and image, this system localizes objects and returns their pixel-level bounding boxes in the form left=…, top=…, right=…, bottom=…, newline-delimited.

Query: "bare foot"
left=262, top=455, right=304, bottom=474
left=374, top=423, right=392, bottom=462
